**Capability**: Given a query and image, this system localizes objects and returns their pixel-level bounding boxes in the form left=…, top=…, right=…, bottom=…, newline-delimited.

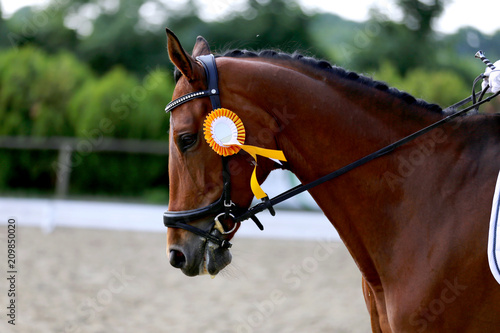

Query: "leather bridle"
left=164, top=55, right=265, bottom=249
left=164, top=53, right=499, bottom=249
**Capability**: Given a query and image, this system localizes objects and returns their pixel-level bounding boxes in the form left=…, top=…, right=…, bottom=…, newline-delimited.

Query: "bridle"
left=164, top=53, right=499, bottom=249
left=164, top=54, right=264, bottom=249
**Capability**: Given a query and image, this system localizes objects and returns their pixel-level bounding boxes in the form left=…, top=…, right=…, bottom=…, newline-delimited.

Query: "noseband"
left=164, top=53, right=500, bottom=250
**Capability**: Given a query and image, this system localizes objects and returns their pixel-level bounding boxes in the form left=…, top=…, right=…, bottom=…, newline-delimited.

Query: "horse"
left=163, top=29, right=500, bottom=332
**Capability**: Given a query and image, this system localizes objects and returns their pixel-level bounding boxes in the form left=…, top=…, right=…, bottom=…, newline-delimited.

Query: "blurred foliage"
left=70, top=152, right=168, bottom=199
left=68, top=66, right=171, bottom=140
left=0, top=46, right=88, bottom=136
left=0, top=0, right=499, bottom=200
left=352, top=0, right=446, bottom=75
left=171, top=0, right=317, bottom=56
left=373, top=61, right=469, bottom=107
left=0, top=46, right=170, bottom=199
left=397, top=0, right=446, bottom=36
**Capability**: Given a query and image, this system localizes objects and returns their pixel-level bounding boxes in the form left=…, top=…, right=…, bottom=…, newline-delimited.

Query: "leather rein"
left=164, top=53, right=499, bottom=249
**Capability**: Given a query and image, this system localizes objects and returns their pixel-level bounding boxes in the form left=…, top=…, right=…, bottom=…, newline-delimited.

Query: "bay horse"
left=163, top=29, right=500, bottom=332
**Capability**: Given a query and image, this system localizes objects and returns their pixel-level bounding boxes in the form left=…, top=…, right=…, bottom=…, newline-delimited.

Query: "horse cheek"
left=408, top=312, right=427, bottom=332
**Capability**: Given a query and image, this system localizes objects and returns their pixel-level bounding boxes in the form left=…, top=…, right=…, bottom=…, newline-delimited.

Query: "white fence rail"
left=0, top=136, right=331, bottom=239
left=0, top=197, right=339, bottom=241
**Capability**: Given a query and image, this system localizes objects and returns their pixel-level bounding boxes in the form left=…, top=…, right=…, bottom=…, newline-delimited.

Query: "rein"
left=237, top=89, right=500, bottom=222
left=164, top=53, right=499, bottom=248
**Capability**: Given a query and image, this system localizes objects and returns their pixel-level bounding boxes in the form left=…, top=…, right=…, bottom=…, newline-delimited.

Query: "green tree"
left=0, top=5, right=9, bottom=48
left=0, top=46, right=92, bottom=193
left=2, top=0, right=170, bottom=76
left=374, top=61, right=469, bottom=107
left=4, top=6, right=78, bottom=53
left=397, top=0, right=446, bottom=36
left=0, top=46, right=90, bottom=136
left=353, top=0, right=448, bottom=75
left=3, top=0, right=320, bottom=76
left=76, top=0, right=170, bottom=76
left=167, top=0, right=319, bottom=57
left=66, top=66, right=171, bottom=198
left=68, top=66, right=171, bottom=140
left=0, top=45, right=172, bottom=198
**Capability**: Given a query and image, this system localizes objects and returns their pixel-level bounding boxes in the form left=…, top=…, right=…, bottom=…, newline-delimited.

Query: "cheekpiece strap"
left=197, top=54, right=221, bottom=109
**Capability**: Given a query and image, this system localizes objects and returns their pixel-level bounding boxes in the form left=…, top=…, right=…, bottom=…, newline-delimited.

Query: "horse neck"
left=283, top=78, right=445, bottom=280
left=224, top=58, right=446, bottom=280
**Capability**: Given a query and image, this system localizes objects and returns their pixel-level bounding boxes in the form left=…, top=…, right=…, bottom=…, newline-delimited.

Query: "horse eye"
left=178, top=133, right=197, bottom=152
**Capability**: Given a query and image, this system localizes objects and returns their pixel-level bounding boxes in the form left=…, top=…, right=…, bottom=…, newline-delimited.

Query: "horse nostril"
left=169, top=249, right=186, bottom=269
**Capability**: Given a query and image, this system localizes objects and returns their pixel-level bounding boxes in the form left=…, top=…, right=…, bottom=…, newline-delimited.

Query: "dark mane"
left=219, top=49, right=443, bottom=114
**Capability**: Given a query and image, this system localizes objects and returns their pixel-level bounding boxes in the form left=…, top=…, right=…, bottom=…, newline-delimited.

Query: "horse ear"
left=166, top=28, right=200, bottom=81
left=192, top=36, right=211, bottom=57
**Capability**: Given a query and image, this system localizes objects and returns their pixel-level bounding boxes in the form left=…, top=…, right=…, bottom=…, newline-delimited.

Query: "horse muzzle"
left=167, top=221, right=233, bottom=276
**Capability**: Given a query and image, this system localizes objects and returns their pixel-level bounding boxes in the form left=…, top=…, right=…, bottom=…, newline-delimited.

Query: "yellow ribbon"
left=236, top=144, right=287, bottom=199
left=203, top=108, right=287, bottom=199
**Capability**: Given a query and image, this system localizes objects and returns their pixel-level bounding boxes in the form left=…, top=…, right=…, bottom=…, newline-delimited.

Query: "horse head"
left=165, top=30, right=282, bottom=276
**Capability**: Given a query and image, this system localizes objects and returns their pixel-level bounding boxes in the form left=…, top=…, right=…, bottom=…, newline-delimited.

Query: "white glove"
left=481, top=60, right=500, bottom=93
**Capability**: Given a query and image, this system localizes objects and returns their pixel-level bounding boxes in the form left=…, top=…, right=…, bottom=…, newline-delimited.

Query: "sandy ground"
left=0, top=227, right=371, bottom=333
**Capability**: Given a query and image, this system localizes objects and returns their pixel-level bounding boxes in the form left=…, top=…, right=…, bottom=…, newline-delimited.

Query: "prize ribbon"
left=203, top=108, right=287, bottom=199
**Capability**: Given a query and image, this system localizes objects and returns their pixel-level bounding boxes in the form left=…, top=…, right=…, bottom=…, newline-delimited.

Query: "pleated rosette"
left=204, top=108, right=246, bottom=156
left=203, top=108, right=287, bottom=200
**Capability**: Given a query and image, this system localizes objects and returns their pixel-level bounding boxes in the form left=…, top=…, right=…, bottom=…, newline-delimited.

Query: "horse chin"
left=176, top=239, right=232, bottom=277
left=171, top=223, right=233, bottom=277
left=203, top=240, right=232, bottom=276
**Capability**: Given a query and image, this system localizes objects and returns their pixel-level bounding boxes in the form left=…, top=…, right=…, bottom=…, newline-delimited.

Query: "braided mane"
left=173, top=49, right=442, bottom=113
left=220, top=49, right=442, bottom=113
